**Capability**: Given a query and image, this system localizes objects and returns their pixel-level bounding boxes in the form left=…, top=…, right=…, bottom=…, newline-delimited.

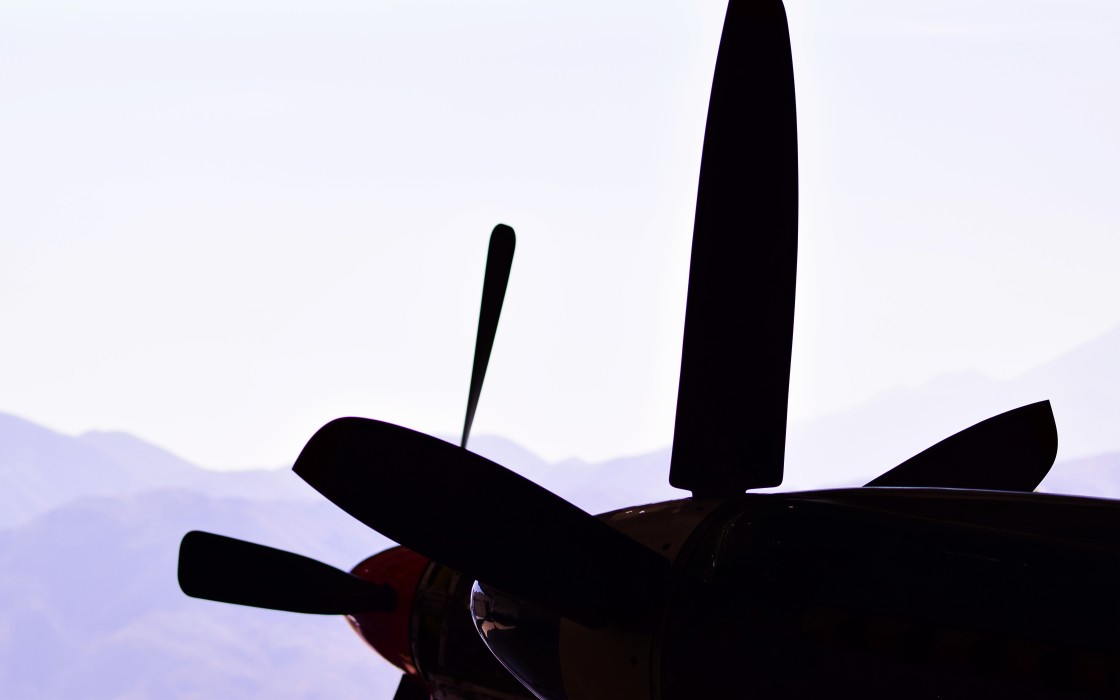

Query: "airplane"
left=176, top=1, right=1120, bottom=698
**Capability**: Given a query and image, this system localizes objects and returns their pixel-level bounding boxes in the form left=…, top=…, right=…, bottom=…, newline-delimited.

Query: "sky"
left=2, top=0, right=1118, bottom=470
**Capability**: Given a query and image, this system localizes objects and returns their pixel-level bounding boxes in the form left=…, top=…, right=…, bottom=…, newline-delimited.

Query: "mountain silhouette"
left=2, top=321, right=1119, bottom=697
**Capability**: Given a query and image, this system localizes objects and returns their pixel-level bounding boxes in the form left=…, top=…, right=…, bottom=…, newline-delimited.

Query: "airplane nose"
left=346, top=546, right=431, bottom=675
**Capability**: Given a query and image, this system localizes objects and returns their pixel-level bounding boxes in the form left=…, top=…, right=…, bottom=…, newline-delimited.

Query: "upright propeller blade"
left=178, top=531, right=396, bottom=615
left=293, top=418, right=671, bottom=629
left=865, top=400, right=1059, bottom=491
left=670, top=0, right=799, bottom=497
left=462, top=224, right=516, bottom=448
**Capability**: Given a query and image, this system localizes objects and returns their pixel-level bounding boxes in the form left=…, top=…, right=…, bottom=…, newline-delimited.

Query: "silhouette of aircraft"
left=177, top=1, right=1120, bottom=698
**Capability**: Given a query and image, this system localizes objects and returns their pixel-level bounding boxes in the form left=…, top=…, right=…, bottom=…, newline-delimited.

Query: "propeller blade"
left=669, top=0, right=799, bottom=497
left=293, top=418, right=671, bottom=628
left=462, top=224, right=516, bottom=448
left=178, top=531, right=396, bottom=614
left=865, top=401, right=1059, bottom=490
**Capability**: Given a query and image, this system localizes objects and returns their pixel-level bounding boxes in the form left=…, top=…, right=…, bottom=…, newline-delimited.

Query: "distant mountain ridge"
left=4, top=412, right=1120, bottom=535
left=6, top=324, right=1118, bottom=526
left=0, top=415, right=587, bottom=523
left=1, top=413, right=139, bottom=528
left=3, top=325, right=1120, bottom=698
left=0, top=489, right=401, bottom=699
left=781, top=324, right=1120, bottom=491
left=0, top=413, right=315, bottom=529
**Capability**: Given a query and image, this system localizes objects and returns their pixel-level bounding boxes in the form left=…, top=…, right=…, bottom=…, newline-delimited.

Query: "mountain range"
left=2, top=324, right=1119, bottom=697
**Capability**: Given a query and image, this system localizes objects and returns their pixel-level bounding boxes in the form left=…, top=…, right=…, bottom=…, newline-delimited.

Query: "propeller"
left=179, top=226, right=518, bottom=617
left=669, top=0, right=798, bottom=497
left=293, top=417, right=671, bottom=629
left=175, top=4, right=1071, bottom=697
left=289, top=224, right=665, bottom=631
left=462, top=224, right=516, bottom=448
left=865, top=400, right=1059, bottom=491
left=665, top=1, right=1059, bottom=498
left=178, top=530, right=396, bottom=614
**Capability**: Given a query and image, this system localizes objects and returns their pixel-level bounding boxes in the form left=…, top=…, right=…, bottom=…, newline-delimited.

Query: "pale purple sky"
left=2, top=0, right=1118, bottom=469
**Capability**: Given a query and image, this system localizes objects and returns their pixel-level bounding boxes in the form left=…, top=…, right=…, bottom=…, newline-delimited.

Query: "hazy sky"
left=2, top=0, right=1118, bottom=469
